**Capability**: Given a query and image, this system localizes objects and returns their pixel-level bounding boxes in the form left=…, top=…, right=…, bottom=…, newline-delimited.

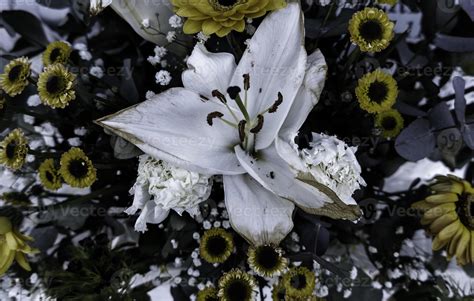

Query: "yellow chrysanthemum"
left=0, top=216, right=39, bottom=276
left=197, top=286, right=219, bottom=301
left=412, top=175, right=474, bottom=265
left=348, top=7, right=394, bottom=52
left=375, top=109, right=404, bottom=138
left=272, top=282, right=286, bottom=301
left=42, top=41, right=72, bottom=66
left=217, top=269, right=256, bottom=301
left=37, top=64, right=76, bottom=109
left=0, top=57, right=31, bottom=97
left=200, top=228, right=234, bottom=264
left=38, top=159, right=62, bottom=191
left=171, top=0, right=287, bottom=37
left=59, top=148, right=97, bottom=188
left=355, top=69, right=398, bottom=113
left=0, top=129, right=29, bottom=170
left=376, top=0, right=397, bottom=5
left=282, top=267, right=316, bottom=299
left=247, top=245, right=288, bottom=277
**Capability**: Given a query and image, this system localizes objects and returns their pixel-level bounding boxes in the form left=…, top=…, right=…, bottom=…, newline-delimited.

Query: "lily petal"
left=229, top=2, right=307, bottom=150
left=134, top=201, right=170, bottom=233
left=223, top=174, right=294, bottom=246
left=182, top=44, right=237, bottom=99
left=110, top=0, right=175, bottom=45
left=97, top=88, right=244, bottom=175
left=280, top=49, right=328, bottom=139
left=235, top=144, right=361, bottom=221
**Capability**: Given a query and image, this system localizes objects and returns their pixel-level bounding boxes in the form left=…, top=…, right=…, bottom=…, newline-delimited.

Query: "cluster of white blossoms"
left=125, top=155, right=213, bottom=232
left=297, top=133, right=366, bottom=200
left=147, top=46, right=167, bottom=66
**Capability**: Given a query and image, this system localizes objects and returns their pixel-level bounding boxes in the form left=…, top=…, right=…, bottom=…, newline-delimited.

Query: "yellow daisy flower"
left=197, top=286, right=219, bottom=301
left=0, top=57, right=31, bottom=97
left=38, top=159, right=63, bottom=191
left=375, top=109, right=404, bottom=138
left=0, top=216, right=39, bottom=276
left=348, top=7, right=394, bottom=53
left=218, top=269, right=256, bottom=301
left=37, top=64, right=76, bottom=109
left=170, top=0, right=287, bottom=37
left=282, top=267, right=316, bottom=299
left=59, top=148, right=97, bottom=188
left=42, top=41, right=72, bottom=66
left=200, top=228, right=234, bottom=264
left=0, top=129, right=29, bottom=170
left=355, top=69, right=398, bottom=113
left=247, top=244, right=288, bottom=277
left=412, top=175, right=474, bottom=265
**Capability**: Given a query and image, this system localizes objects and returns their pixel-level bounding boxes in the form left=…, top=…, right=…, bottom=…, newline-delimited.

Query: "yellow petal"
left=423, top=203, right=456, bottom=223
left=5, top=232, right=20, bottom=250
left=202, top=20, right=222, bottom=35
left=15, top=252, right=31, bottom=271
left=455, top=228, right=471, bottom=262
left=0, top=246, right=15, bottom=275
left=425, top=193, right=458, bottom=204
left=470, top=231, right=474, bottom=264
left=412, top=200, right=434, bottom=211
left=437, top=220, right=462, bottom=244
left=448, top=224, right=465, bottom=256
left=183, top=20, right=203, bottom=34
left=429, top=212, right=458, bottom=234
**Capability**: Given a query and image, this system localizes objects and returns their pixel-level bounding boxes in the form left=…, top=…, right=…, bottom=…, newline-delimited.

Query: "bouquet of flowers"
left=1, top=0, right=474, bottom=299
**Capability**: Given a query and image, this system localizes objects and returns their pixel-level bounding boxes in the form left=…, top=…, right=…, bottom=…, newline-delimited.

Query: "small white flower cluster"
left=147, top=46, right=168, bottom=66
left=73, top=43, right=92, bottom=61
left=297, top=133, right=366, bottom=200
left=169, top=15, right=183, bottom=28
left=126, top=155, right=212, bottom=232
left=155, top=70, right=172, bottom=86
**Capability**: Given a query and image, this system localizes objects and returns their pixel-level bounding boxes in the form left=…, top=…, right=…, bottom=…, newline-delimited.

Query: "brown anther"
left=212, top=90, right=227, bottom=104
left=238, top=120, right=247, bottom=143
left=268, top=92, right=283, bottom=113
left=207, top=112, right=224, bottom=126
left=243, top=74, right=250, bottom=91
left=250, top=115, right=264, bottom=134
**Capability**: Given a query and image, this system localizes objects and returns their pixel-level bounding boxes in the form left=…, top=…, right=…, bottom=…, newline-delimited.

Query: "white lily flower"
left=127, top=155, right=213, bottom=233
left=90, top=0, right=175, bottom=45
left=97, top=2, right=362, bottom=245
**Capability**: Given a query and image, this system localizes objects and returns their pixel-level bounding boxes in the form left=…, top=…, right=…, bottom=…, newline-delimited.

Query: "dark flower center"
left=5, top=142, right=16, bottom=159
left=46, top=76, right=65, bottom=94
left=359, top=20, right=383, bottom=42
left=8, top=65, right=23, bottom=82
left=225, top=280, right=250, bottom=301
left=290, top=274, right=307, bottom=290
left=458, top=195, right=474, bottom=230
left=68, top=159, right=89, bottom=178
left=206, top=236, right=228, bottom=257
left=255, top=246, right=279, bottom=270
left=381, top=116, right=397, bottom=131
left=368, top=81, right=388, bottom=103
left=50, top=48, right=63, bottom=63
left=46, top=171, right=55, bottom=182
left=217, top=0, right=238, bottom=7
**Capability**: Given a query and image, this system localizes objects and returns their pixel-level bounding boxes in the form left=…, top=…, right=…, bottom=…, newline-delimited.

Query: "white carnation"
left=126, top=155, right=213, bottom=232
left=295, top=133, right=365, bottom=201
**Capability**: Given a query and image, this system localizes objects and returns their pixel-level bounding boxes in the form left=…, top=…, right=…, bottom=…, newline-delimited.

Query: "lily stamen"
left=207, top=112, right=237, bottom=128
left=227, top=86, right=250, bottom=122
left=250, top=115, right=264, bottom=134
left=238, top=120, right=247, bottom=144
